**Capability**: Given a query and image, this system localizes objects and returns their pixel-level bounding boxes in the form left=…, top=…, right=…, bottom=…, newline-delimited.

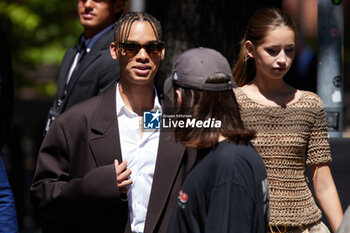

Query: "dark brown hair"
left=232, top=8, right=297, bottom=87
left=114, top=12, right=163, bottom=43
left=174, top=73, right=255, bottom=149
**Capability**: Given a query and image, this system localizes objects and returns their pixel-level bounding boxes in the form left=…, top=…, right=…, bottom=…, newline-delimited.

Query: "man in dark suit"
left=31, top=12, right=197, bottom=233
left=44, top=0, right=125, bottom=134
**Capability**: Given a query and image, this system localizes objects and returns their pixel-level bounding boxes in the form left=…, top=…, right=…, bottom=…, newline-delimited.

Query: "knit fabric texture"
left=235, top=87, right=332, bottom=227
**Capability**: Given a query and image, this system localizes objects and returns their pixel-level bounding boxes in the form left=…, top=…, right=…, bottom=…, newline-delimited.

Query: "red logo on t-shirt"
left=178, top=189, right=188, bottom=203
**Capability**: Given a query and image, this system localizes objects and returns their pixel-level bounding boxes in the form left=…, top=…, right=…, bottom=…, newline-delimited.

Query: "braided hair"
left=114, top=12, right=163, bottom=43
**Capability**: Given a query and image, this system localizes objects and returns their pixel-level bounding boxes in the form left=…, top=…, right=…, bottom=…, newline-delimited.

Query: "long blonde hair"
left=232, top=8, right=297, bottom=87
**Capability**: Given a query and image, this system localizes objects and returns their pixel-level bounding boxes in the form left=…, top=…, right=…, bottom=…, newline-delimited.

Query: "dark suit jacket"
left=31, top=83, right=197, bottom=233
left=53, top=26, right=120, bottom=113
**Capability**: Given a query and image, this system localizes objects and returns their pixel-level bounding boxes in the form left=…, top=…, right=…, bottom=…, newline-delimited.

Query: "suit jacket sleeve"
left=30, top=114, right=125, bottom=218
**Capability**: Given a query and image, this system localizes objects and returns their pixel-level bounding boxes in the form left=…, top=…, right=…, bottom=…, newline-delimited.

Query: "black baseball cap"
left=164, top=47, right=235, bottom=93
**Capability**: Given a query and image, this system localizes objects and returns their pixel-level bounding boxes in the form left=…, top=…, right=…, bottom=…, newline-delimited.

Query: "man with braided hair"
left=31, top=12, right=197, bottom=233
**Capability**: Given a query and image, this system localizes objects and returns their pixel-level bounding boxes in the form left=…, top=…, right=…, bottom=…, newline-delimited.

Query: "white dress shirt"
left=116, top=83, right=161, bottom=233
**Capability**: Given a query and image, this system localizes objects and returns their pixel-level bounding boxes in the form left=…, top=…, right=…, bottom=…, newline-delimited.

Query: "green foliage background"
left=0, top=0, right=83, bottom=97
left=0, top=0, right=348, bottom=99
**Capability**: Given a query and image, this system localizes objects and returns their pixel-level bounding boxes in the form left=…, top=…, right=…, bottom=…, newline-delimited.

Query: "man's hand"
left=114, top=160, right=132, bottom=194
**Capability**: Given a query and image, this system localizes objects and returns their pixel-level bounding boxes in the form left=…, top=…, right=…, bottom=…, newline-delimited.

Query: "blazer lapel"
left=144, top=128, right=186, bottom=233
left=64, top=49, right=101, bottom=100
left=56, top=46, right=78, bottom=99
left=89, top=83, right=123, bottom=166
left=64, top=28, right=114, bottom=109
left=89, top=84, right=186, bottom=232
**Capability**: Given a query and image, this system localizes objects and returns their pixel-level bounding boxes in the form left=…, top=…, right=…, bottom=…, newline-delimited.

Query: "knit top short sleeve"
left=234, top=87, right=332, bottom=227
left=305, top=97, right=332, bottom=166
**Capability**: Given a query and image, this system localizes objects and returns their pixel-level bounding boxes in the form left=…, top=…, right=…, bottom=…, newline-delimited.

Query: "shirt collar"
left=81, top=24, right=114, bottom=53
left=116, top=82, right=162, bottom=117
left=153, top=89, right=162, bottom=111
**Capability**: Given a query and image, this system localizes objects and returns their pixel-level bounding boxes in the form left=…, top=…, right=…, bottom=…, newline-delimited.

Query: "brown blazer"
left=31, top=82, right=197, bottom=233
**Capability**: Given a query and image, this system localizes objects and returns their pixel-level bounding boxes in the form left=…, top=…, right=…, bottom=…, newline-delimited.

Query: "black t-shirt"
left=167, top=140, right=269, bottom=233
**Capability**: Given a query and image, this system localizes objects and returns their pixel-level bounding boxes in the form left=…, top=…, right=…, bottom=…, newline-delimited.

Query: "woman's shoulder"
left=298, top=90, right=321, bottom=100
left=233, top=86, right=244, bottom=96
left=233, top=87, right=250, bottom=104
left=296, top=90, right=325, bottom=107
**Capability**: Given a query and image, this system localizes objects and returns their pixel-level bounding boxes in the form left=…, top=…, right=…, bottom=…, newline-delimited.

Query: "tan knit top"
left=234, top=87, right=332, bottom=227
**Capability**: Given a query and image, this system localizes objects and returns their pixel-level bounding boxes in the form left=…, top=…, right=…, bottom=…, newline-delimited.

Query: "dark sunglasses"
left=117, top=41, right=165, bottom=55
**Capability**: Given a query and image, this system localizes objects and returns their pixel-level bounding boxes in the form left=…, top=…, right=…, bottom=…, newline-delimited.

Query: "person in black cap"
left=166, top=47, right=269, bottom=233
